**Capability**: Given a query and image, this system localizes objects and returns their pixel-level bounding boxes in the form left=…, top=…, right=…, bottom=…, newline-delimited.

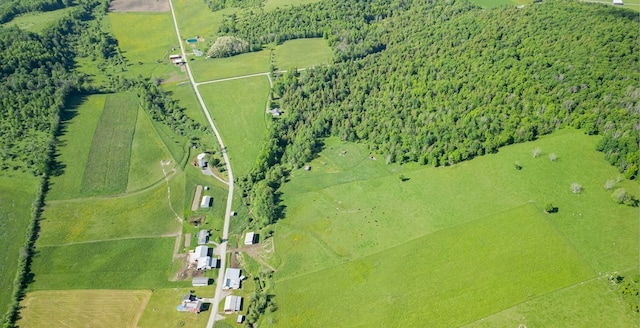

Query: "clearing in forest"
left=109, top=0, right=170, bottom=12
left=273, top=38, right=332, bottom=70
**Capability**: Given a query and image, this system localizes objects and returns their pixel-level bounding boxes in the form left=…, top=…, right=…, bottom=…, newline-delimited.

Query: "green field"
left=191, top=50, right=271, bottom=82
left=18, top=290, right=151, bottom=328
left=0, top=173, right=39, bottom=314
left=260, top=129, right=639, bottom=326
left=199, top=76, right=271, bottom=177
left=137, top=288, right=210, bottom=328
left=47, top=95, right=105, bottom=201
left=29, top=237, right=185, bottom=290
left=273, top=38, right=332, bottom=70
left=173, top=0, right=234, bottom=45
left=80, top=93, right=138, bottom=196
left=1, top=7, right=73, bottom=32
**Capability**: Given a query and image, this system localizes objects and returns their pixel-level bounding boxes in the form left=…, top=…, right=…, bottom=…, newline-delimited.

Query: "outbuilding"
left=224, top=295, right=242, bottom=313
left=197, top=229, right=209, bottom=245
left=194, top=245, right=208, bottom=259
left=244, top=232, right=255, bottom=245
left=201, top=195, right=212, bottom=208
left=192, top=277, right=210, bottom=287
left=237, top=315, right=244, bottom=324
left=223, top=268, right=241, bottom=290
left=613, top=0, right=623, bottom=4
left=197, top=153, right=207, bottom=168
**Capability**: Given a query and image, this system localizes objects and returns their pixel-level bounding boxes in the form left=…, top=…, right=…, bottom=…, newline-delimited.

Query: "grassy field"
left=173, top=0, right=234, bottom=45
left=0, top=173, right=39, bottom=314
left=273, top=38, right=332, bottom=70
left=259, top=129, right=638, bottom=326
left=47, top=95, right=105, bottom=201
left=199, top=76, right=270, bottom=177
left=191, top=50, right=271, bottom=82
left=137, top=288, right=211, bottom=328
left=18, top=290, right=151, bottom=328
left=29, top=237, right=187, bottom=290
left=80, top=93, right=138, bottom=196
left=1, top=7, right=74, bottom=32
left=163, top=81, right=210, bottom=127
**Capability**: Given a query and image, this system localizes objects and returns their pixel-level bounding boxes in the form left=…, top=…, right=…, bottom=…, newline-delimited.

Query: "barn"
left=224, top=295, right=242, bottom=313
left=192, top=277, right=210, bottom=287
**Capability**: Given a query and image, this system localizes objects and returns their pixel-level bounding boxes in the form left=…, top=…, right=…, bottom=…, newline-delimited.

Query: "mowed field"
left=0, top=173, right=39, bottom=313
left=273, top=38, right=332, bottom=70
left=137, top=288, right=210, bottom=328
left=191, top=50, right=271, bottom=82
left=199, top=76, right=271, bottom=177
left=1, top=7, right=74, bottom=32
left=18, top=290, right=151, bottom=328
left=260, top=129, right=639, bottom=326
left=81, top=92, right=138, bottom=196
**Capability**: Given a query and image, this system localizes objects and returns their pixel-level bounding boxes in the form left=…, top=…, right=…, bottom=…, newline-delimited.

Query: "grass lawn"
left=47, top=95, right=105, bottom=201
left=0, top=173, right=39, bottom=314
left=274, top=38, right=332, bottom=70
left=191, top=50, right=271, bottom=82
left=199, top=76, right=270, bottom=177
left=18, top=289, right=151, bottom=328
left=80, top=93, right=138, bottom=196
left=264, top=0, right=323, bottom=11
left=137, top=288, right=211, bottom=328
left=260, top=129, right=638, bottom=326
left=29, top=237, right=188, bottom=290
left=127, top=108, right=174, bottom=192
left=1, top=7, right=74, bottom=32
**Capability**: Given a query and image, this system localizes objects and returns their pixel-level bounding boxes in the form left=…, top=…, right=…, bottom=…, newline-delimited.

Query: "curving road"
left=168, top=1, right=234, bottom=327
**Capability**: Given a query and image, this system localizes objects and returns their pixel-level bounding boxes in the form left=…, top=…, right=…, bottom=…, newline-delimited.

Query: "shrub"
left=207, top=36, right=249, bottom=58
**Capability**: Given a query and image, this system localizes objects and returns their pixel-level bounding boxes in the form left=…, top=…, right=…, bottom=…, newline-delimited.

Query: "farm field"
left=199, top=76, right=271, bottom=177
left=260, top=129, right=639, bottom=326
left=29, top=237, right=186, bottom=290
left=47, top=95, right=105, bottom=201
left=191, top=50, right=271, bottom=82
left=80, top=92, right=138, bottom=196
left=1, top=7, right=73, bottom=32
left=137, top=288, right=211, bottom=328
left=0, top=173, right=39, bottom=314
left=273, top=38, right=332, bottom=70
left=17, top=290, right=151, bottom=328
left=173, top=0, right=233, bottom=45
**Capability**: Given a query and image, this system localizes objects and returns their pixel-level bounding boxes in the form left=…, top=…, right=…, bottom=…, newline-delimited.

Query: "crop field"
left=18, top=290, right=151, bottom=328
left=191, top=50, right=271, bottom=82
left=0, top=173, right=38, bottom=314
left=273, top=38, right=332, bottom=70
left=199, top=76, right=270, bottom=177
left=264, top=0, right=323, bottom=11
left=137, top=288, right=210, bottom=328
left=127, top=108, right=174, bottom=192
left=29, top=237, right=186, bottom=290
left=260, top=129, right=639, bottom=326
left=1, top=7, right=73, bottom=32
left=80, top=93, right=138, bottom=196
left=47, top=95, right=105, bottom=201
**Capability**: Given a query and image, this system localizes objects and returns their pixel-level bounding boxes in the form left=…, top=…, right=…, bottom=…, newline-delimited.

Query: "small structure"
left=304, top=165, right=311, bottom=171
left=197, top=230, right=209, bottom=245
left=192, top=277, right=210, bottom=287
left=237, top=315, right=244, bottom=324
left=169, top=54, right=184, bottom=65
left=177, top=294, right=202, bottom=313
left=270, top=108, right=282, bottom=117
left=244, top=232, right=256, bottom=245
left=230, top=211, right=236, bottom=216
left=201, top=195, right=212, bottom=208
left=224, top=295, right=243, bottom=313
left=194, top=49, right=203, bottom=57
left=612, top=0, right=623, bottom=4
left=194, top=245, right=208, bottom=259
left=197, top=153, right=207, bottom=168
left=197, top=256, right=212, bottom=270
left=223, top=268, right=241, bottom=290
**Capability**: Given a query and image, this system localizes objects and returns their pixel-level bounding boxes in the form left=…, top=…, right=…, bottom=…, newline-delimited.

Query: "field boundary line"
left=37, top=234, right=178, bottom=248
left=195, top=67, right=309, bottom=86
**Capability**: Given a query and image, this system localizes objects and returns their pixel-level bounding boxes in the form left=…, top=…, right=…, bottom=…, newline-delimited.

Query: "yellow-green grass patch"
left=80, top=93, right=138, bottom=196
left=39, top=181, right=182, bottom=245
left=30, top=237, right=187, bottom=290
left=137, top=288, right=211, bottom=328
left=47, top=95, right=105, bottom=201
left=274, top=38, right=332, bottom=70
left=173, top=0, right=235, bottom=43
left=191, top=50, right=270, bottom=82
left=264, top=0, right=323, bottom=12
left=1, top=7, right=74, bottom=32
left=18, top=289, right=151, bottom=328
left=199, top=76, right=270, bottom=177
left=127, top=108, right=174, bottom=192
left=267, top=204, right=594, bottom=327
left=163, top=81, right=210, bottom=127
left=0, top=172, right=39, bottom=313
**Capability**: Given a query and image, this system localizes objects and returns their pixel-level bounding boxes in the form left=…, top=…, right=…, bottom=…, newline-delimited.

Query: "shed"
left=192, top=277, right=210, bottom=287
left=197, top=256, right=212, bottom=270
left=194, top=245, right=208, bottom=258
left=197, top=153, right=207, bottom=168
left=223, top=268, right=241, bottom=290
left=224, top=295, right=242, bottom=313
left=237, top=315, right=244, bottom=324
left=304, top=165, right=311, bottom=171
left=244, top=232, right=255, bottom=245
left=197, top=229, right=209, bottom=245
left=613, top=0, right=623, bottom=4
left=201, top=195, right=212, bottom=208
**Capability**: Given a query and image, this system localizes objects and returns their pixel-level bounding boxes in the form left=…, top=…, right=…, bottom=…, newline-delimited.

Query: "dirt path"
left=161, top=160, right=182, bottom=223
left=133, top=290, right=152, bottom=328
left=191, top=185, right=203, bottom=211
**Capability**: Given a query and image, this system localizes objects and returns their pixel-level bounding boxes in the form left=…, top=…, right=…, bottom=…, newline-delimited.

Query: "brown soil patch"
left=109, top=0, right=169, bottom=12
left=188, top=215, right=205, bottom=227
left=191, top=185, right=203, bottom=211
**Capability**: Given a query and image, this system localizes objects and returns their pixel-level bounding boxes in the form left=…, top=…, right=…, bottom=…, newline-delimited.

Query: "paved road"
left=168, top=1, right=234, bottom=327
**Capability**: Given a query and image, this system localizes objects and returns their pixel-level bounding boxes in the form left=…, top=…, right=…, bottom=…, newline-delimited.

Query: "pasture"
left=80, top=92, right=138, bottom=196
left=1, top=7, right=73, bottom=32
left=261, top=129, right=638, bottom=326
left=137, top=288, right=210, bottom=328
left=29, top=237, right=187, bottom=290
left=199, top=76, right=271, bottom=177
left=190, top=50, right=271, bottom=82
left=0, top=173, right=38, bottom=314
left=273, top=38, right=332, bottom=70
left=47, top=95, right=105, bottom=201
left=173, top=0, right=234, bottom=44
left=18, top=290, right=151, bottom=328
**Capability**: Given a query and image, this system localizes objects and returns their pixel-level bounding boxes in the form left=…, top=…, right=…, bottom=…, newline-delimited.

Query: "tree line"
left=0, top=0, right=75, bottom=24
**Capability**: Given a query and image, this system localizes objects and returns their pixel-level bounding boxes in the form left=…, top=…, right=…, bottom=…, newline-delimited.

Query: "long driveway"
left=168, top=1, right=234, bottom=327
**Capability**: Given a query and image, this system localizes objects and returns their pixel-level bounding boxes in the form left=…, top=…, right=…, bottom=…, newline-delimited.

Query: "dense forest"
left=227, top=0, right=640, bottom=228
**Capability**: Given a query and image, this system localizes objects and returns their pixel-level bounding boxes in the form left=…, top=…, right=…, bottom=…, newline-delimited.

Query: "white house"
left=224, top=295, right=242, bottom=313
left=244, top=232, right=255, bottom=245
left=194, top=245, right=208, bottom=259
left=223, top=268, right=241, bottom=290
left=197, top=256, right=212, bottom=270
left=201, top=195, right=212, bottom=208
left=197, top=153, right=207, bottom=167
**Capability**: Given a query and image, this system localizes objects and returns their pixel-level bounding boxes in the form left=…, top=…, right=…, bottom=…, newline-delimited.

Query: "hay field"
left=18, top=290, right=151, bottom=328
left=273, top=38, right=332, bottom=70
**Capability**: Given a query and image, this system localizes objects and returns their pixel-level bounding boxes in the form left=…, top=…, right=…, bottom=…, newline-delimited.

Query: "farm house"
left=177, top=294, right=202, bottom=313
left=224, top=295, right=242, bottom=313
left=201, top=195, right=212, bottom=208
left=192, top=277, right=210, bottom=287
left=244, top=232, right=255, bottom=245
left=197, top=229, right=209, bottom=245
left=194, top=245, right=208, bottom=258
left=223, top=268, right=241, bottom=290
left=197, top=256, right=218, bottom=270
